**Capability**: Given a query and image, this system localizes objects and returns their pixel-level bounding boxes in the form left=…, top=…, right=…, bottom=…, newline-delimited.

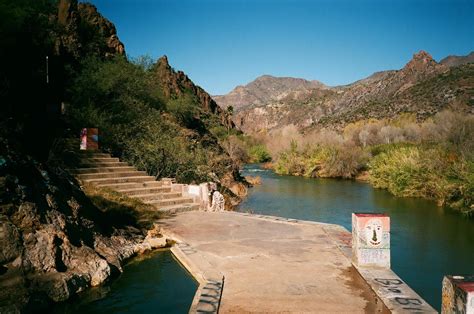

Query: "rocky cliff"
left=55, top=0, right=125, bottom=58
left=154, top=56, right=235, bottom=129
left=223, top=51, right=473, bottom=134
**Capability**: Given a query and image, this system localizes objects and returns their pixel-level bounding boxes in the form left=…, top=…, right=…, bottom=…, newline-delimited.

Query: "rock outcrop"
left=78, top=2, right=125, bottom=57
left=154, top=56, right=234, bottom=129
left=55, top=0, right=125, bottom=58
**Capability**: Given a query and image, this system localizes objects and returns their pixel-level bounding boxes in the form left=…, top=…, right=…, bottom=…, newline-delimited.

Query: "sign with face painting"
left=365, top=218, right=383, bottom=247
left=352, top=213, right=390, bottom=268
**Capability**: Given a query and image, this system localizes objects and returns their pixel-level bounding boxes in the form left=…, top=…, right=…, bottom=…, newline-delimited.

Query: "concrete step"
left=81, top=176, right=155, bottom=185
left=117, top=187, right=172, bottom=196
left=129, top=191, right=182, bottom=201
left=155, top=203, right=200, bottom=214
left=77, top=171, right=148, bottom=180
left=145, top=197, right=194, bottom=207
left=96, top=181, right=163, bottom=190
left=79, top=161, right=129, bottom=168
left=80, top=157, right=120, bottom=163
left=70, top=166, right=136, bottom=174
left=78, top=152, right=112, bottom=158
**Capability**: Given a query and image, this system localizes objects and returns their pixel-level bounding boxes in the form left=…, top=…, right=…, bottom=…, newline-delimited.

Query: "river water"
left=56, top=250, right=197, bottom=314
left=238, top=164, right=474, bottom=310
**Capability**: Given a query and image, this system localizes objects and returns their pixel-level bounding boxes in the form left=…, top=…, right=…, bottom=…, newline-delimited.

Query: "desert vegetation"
left=246, top=110, right=473, bottom=216
left=67, top=55, right=237, bottom=184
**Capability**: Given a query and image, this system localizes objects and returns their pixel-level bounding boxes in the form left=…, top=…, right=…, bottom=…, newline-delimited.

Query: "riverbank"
left=271, top=142, right=473, bottom=217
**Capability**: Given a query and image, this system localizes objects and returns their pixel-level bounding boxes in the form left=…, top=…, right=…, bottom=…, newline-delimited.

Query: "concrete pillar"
left=199, top=183, right=210, bottom=210
left=442, top=275, right=474, bottom=314
left=352, top=213, right=390, bottom=268
left=80, top=128, right=99, bottom=150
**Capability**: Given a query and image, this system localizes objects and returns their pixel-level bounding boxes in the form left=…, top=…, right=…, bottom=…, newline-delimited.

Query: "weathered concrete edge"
left=228, top=211, right=343, bottom=229
left=164, top=230, right=224, bottom=314
left=228, top=211, right=438, bottom=313
left=355, top=266, right=437, bottom=313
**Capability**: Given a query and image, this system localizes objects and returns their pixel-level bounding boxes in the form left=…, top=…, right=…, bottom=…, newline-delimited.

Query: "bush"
left=369, top=145, right=473, bottom=215
left=248, top=144, right=272, bottom=163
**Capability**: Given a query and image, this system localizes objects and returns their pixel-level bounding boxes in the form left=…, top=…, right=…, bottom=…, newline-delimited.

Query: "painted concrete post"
left=181, top=183, right=212, bottom=210
left=80, top=128, right=99, bottom=150
left=199, top=183, right=210, bottom=210
left=442, top=275, right=474, bottom=314
left=352, top=213, right=390, bottom=268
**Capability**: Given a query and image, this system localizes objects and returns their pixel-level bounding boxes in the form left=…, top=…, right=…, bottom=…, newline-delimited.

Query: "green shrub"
left=248, top=144, right=272, bottom=163
left=275, top=143, right=367, bottom=179
left=369, top=145, right=473, bottom=216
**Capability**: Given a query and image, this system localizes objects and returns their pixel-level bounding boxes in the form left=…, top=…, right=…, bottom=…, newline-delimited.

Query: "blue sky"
left=87, top=0, right=474, bottom=95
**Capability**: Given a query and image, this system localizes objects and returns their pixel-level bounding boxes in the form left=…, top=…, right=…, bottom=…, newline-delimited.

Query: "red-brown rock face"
left=55, top=0, right=125, bottom=58
left=78, top=2, right=125, bottom=56
left=154, top=56, right=234, bottom=128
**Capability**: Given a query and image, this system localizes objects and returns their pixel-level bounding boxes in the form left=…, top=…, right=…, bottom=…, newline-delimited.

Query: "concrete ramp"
left=160, top=211, right=391, bottom=313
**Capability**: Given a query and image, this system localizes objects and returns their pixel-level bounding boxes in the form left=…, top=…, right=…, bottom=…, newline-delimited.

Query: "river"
left=55, top=250, right=197, bottom=313
left=238, top=164, right=474, bottom=310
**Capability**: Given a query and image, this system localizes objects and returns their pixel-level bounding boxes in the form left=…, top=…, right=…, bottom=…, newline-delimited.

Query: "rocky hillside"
left=153, top=56, right=234, bottom=129
left=213, top=75, right=326, bottom=110
left=440, top=51, right=474, bottom=68
left=217, top=51, right=474, bottom=134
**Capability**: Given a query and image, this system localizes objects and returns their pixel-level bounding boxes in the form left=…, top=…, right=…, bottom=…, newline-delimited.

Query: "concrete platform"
left=160, top=211, right=391, bottom=313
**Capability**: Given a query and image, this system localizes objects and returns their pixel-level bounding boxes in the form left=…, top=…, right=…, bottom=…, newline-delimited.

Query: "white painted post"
left=185, top=184, right=201, bottom=206
left=442, top=275, right=474, bottom=314
left=199, top=183, right=210, bottom=210
left=352, top=213, right=390, bottom=268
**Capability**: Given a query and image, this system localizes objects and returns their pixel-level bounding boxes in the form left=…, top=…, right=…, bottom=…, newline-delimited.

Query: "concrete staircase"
left=70, top=151, right=200, bottom=214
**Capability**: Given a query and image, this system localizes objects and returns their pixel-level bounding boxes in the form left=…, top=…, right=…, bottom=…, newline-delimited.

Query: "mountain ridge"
left=215, top=50, right=474, bottom=135
left=213, top=74, right=326, bottom=110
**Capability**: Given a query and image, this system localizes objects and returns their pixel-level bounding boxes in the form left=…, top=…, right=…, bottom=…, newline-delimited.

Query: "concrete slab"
left=160, top=211, right=389, bottom=313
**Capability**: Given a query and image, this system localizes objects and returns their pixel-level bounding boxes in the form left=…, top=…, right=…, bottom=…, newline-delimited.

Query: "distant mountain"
left=217, top=51, right=473, bottom=134
left=440, top=52, right=474, bottom=67
left=213, top=75, right=326, bottom=110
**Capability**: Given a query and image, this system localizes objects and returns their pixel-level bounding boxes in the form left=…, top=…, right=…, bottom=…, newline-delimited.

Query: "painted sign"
left=352, top=213, right=390, bottom=268
left=79, top=128, right=99, bottom=150
left=80, top=128, right=87, bottom=150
